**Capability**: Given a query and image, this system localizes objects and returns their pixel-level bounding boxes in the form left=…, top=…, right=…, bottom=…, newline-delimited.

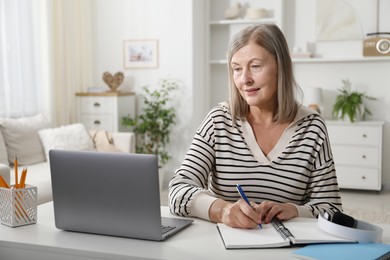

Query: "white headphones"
left=318, top=212, right=383, bottom=243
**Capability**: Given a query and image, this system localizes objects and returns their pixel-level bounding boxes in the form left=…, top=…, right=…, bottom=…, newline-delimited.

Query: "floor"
left=160, top=189, right=390, bottom=224
left=341, top=189, right=390, bottom=224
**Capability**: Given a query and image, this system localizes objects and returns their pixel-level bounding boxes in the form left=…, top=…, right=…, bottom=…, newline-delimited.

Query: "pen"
left=236, top=184, right=262, bottom=229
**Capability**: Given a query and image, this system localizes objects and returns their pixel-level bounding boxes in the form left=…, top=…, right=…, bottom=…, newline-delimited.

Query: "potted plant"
left=122, top=78, right=178, bottom=166
left=332, top=79, right=376, bottom=122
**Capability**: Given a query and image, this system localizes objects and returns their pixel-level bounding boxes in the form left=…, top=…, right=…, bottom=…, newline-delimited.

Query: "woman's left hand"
left=252, top=201, right=298, bottom=224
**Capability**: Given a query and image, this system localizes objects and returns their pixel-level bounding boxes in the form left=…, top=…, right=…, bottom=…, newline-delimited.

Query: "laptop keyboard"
left=162, top=225, right=176, bottom=234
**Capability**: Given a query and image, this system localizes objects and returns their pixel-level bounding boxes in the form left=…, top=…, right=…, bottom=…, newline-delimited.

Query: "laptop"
left=49, top=149, right=193, bottom=241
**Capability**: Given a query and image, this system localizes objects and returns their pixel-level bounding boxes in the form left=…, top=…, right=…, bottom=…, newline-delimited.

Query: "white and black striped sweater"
left=169, top=104, right=342, bottom=220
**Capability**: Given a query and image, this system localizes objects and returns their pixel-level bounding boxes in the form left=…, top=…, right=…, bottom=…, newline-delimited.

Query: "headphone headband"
left=318, top=213, right=383, bottom=243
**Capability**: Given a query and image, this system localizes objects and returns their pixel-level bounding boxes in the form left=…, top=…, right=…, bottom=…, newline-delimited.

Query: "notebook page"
left=217, top=223, right=290, bottom=249
left=283, top=218, right=354, bottom=244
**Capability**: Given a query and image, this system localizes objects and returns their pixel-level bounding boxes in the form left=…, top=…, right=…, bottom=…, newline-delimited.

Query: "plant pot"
left=336, top=104, right=365, bottom=122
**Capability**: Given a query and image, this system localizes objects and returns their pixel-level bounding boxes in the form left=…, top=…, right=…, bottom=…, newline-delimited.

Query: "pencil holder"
left=0, top=185, right=38, bottom=227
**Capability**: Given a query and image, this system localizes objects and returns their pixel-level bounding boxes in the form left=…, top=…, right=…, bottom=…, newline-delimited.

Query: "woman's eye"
left=251, top=65, right=261, bottom=70
left=233, top=67, right=242, bottom=73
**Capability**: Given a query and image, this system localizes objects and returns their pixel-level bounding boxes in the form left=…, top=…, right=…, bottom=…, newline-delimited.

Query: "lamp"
left=305, top=87, right=324, bottom=114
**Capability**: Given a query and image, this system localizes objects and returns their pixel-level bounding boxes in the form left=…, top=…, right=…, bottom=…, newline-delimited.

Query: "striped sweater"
left=169, top=103, right=342, bottom=220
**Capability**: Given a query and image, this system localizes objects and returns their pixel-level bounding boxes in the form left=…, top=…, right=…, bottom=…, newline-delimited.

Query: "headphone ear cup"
left=331, top=212, right=357, bottom=228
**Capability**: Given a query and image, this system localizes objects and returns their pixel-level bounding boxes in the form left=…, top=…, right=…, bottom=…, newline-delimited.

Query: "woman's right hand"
left=209, top=198, right=262, bottom=228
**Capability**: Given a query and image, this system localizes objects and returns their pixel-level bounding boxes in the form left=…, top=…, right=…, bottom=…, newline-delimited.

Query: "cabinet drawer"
left=332, top=146, right=379, bottom=167
left=80, top=97, right=114, bottom=114
left=336, top=166, right=380, bottom=190
left=79, top=115, right=114, bottom=132
left=327, top=125, right=380, bottom=146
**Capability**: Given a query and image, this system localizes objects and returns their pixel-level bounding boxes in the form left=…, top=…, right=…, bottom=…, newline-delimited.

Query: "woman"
left=169, top=24, right=342, bottom=229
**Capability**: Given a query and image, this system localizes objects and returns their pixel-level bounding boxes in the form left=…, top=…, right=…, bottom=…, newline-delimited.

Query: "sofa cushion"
left=0, top=114, right=52, bottom=165
left=38, top=123, right=95, bottom=160
left=0, top=131, right=8, bottom=165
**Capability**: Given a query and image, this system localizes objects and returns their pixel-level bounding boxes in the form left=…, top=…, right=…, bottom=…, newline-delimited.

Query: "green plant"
left=332, top=79, right=376, bottom=122
left=122, top=78, right=178, bottom=166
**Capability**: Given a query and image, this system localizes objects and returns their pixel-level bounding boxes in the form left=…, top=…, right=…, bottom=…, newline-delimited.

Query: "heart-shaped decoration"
left=102, top=71, right=124, bottom=92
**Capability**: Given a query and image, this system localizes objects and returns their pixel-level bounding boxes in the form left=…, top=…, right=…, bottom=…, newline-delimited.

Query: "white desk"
left=0, top=202, right=389, bottom=260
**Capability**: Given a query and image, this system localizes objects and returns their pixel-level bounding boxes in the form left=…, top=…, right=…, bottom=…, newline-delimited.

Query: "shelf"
left=209, top=18, right=277, bottom=25
left=207, top=0, right=284, bottom=109
left=292, top=56, right=390, bottom=63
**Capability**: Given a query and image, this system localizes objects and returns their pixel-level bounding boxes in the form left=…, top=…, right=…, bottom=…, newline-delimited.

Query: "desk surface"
left=1, top=202, right=390, bottom=260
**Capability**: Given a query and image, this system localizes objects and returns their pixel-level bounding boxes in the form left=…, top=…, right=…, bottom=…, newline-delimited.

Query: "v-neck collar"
left=240, top=106, right=315, bottom=164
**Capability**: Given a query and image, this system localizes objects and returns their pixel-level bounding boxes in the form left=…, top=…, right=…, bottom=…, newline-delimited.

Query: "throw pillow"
left=89, top=130, right=122, bottom=153
left=38, top=123, right=95, bottom=160
left=0, top=114, right=52, bottom=165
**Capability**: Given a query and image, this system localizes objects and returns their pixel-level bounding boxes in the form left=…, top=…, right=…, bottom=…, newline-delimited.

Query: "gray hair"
left=227, top=24, right=302, bottom=124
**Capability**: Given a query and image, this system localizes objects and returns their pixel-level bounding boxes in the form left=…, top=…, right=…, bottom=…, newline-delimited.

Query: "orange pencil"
left=14, top=155, right=18, bottom=187
left=0, top=175, right=10, bottom=188
left=19, top=167, right=28, bottom=188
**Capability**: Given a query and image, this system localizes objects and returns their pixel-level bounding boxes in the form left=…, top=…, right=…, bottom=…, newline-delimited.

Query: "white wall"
left=88, top=0, right=203, bottom=187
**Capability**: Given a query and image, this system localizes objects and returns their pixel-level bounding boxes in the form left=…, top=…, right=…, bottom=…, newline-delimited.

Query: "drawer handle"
left=362, top=155, right=366, bottom=159
left=362, top=134, right=367, bottom=138
left=94, top=120, right=101, bottom=125
left=93, top=102, right=101, bottom=107
left=362, top=176, right=366, bottom=180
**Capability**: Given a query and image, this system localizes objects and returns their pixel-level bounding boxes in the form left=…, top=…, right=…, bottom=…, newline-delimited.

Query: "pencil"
left=0, top=175, right=10, bottom=188
left=14, top=155, right=18, bottom=187
left=19, top=167, right=28, bottom=188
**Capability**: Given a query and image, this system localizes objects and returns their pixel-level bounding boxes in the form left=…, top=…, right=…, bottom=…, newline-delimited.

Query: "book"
left=291, top=243, right=390, bottom=260
left=217, top=217, right=355, bottom=249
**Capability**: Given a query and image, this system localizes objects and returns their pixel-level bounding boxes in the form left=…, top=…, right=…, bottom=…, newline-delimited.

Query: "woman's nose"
left=241, top=69, right=254, bottom=85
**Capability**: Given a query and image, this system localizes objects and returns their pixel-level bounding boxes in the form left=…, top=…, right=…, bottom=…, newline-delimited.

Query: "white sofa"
left=0, top=114, right=135, bottom=205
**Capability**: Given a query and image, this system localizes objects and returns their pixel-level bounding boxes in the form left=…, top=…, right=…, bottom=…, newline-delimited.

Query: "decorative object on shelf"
left=315, top=0, right=370, bottom=42
left=123, top=39, right=159, bottom=69
left=244, top=7, right=268, bottom=20
left=102, top=71, right=124, bottom=92
left=305, top=86, right=323, bottom=114
left=292, top=42, right=315, bottom=59
left=363, top=32, right=390, bottom=57
left=122, top=78, right=179, bottom=167
left=224, top=3, right=242, bottom=20
left=332, top=79, right=376, bottom=122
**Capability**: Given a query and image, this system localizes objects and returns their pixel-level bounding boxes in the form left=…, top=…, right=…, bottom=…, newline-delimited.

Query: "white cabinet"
left=206, top=0, right=284, bottom=108
left=76, top=92, right=135, bottom=132
left=326, top=121, right=384, bottom=191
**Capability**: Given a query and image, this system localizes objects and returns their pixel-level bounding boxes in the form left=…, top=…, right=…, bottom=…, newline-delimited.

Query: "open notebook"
left=217, top=217, right=355, bottom=249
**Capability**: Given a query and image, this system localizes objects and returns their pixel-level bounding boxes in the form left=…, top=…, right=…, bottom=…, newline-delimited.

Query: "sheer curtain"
left=47, top=0, right=93, bottom=125
left=0, top=0, right=47, bottom=118
left=0, top=0, right=93, bottom=125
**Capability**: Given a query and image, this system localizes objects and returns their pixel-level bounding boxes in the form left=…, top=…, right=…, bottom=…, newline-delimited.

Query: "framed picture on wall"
left=123, top=39, right=159, bottom=69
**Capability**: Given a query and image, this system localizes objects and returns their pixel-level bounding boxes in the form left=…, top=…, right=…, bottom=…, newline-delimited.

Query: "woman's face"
left=231, top=41, right=278, bottom=110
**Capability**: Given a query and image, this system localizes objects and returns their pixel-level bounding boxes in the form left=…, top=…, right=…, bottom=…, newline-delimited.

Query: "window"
left=0, top=0, right=46, bottom=117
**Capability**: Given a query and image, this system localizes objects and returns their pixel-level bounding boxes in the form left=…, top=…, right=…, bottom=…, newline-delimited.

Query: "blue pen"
left=236, top=184, right=262, bottom=229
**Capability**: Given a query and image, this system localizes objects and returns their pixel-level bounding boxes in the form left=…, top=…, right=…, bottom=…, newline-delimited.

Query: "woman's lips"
left=245, top=88, right=260, bottom=93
